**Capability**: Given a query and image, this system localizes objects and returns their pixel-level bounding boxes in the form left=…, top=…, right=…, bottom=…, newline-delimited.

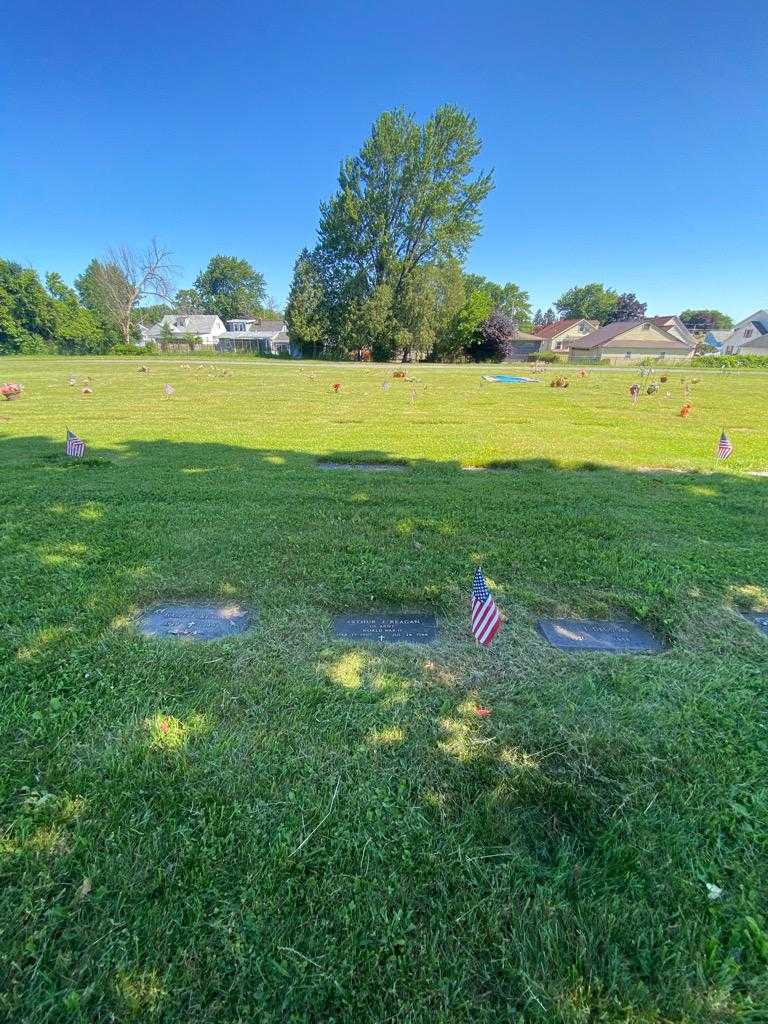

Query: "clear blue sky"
left=2, top=0, right=766, bottom=317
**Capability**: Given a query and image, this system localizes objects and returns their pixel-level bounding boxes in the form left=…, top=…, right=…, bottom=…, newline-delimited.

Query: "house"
left=217, top=319, right=294, bottom=356
left=568, top=319, right=694, bottom=363
left=646, top=316, right=697, bottom=347
left=703, top=329, right=732, bottom=351
left=533, top=318, right=598, bottom=353
left=147, top=314, right=226, bottom=347
left=136, top=324, right=153, bottom=346
left=721, top=310, right=768, bottom=354
left=501, top=329, right=553, bottom=360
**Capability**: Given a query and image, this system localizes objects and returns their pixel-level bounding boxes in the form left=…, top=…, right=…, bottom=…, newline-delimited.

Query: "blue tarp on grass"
left=482, top=375, right=537, bottom=383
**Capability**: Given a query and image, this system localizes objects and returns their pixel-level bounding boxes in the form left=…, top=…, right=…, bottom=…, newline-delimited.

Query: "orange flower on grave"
left=474, top=706, right=492, bottom=717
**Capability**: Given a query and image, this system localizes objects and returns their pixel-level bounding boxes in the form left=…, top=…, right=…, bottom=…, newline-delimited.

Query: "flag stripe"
left=470, top=568, right=502, bottom=647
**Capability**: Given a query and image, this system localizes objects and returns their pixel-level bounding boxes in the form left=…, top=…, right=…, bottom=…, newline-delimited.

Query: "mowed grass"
left=1, top=357, right=767, bottom=1023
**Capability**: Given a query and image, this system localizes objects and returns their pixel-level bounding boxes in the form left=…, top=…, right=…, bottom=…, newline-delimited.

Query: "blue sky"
left=2, top=0, right=766, bottom=317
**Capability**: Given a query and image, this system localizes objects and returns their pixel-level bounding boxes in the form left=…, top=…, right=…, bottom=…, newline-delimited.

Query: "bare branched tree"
left=94, top=240, right=177, bottom=345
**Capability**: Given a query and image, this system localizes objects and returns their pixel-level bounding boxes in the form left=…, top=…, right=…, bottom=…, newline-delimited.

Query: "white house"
left=218, top=318, right=292, bottom=356
left=533, top=318, right=598, bottom=353
left=147, top=314, right=227, bottom=347
left=720, top=310, right=768, bottom=354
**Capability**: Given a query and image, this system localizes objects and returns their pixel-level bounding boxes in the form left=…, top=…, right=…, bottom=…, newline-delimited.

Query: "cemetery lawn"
left=2, top=357, right=768, bottom=1024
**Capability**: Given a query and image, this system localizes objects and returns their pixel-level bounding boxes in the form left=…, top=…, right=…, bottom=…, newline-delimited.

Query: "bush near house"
left=692, top=354, right=768, bottom=369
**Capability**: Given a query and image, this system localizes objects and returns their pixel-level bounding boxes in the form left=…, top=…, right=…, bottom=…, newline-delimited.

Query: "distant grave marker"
left=331, top=612, right=437, bottom=644
left=743, top=612, right=768, bottom=638
left=317, top=460, right=406, bottom=472
left=538, top=618, right=664, bottom=654
left=136, top=603, right=252, bottom=641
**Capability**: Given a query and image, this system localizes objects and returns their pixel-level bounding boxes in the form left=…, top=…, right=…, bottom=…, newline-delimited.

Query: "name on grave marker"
left=537, top=618, right=664, bottom=654
left=136, top=603, right=252, bottom=641
left=331, top=613, right=437, bottom=644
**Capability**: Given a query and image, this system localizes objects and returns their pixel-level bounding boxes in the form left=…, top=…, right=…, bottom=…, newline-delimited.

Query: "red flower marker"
left=332, top=382, right=341, bottom=393
left=474, top=706, right=492, bottom=717
left=159, top=718, right=169, bottom=734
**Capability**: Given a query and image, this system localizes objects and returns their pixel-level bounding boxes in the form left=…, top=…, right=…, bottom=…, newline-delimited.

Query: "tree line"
left=1, top=105, right=734, bottom=359
left=0, top=250, right=281, bottom=355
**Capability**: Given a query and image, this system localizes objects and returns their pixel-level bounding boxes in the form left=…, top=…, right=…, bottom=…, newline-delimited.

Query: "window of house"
left=744, top=329, right=753, bottom=338
left=579, top=323, right=589, bottom=333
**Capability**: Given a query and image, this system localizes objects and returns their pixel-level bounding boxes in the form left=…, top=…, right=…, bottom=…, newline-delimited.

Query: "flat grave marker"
left=318, top=461, right=407, bottom=472
left=538, top=618, right=664, bottom=654
left=743, top=612, right=768, bottom=638
left=331, top=612, right=437, bottom=644
left=136, top=603, right=252, bottom=641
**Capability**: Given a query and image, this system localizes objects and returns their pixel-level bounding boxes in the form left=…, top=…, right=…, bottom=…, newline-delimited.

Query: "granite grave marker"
left=538, top=618, right=664, bottom=654
left=136, top=603, right=252, bottom=641
left=331, top=612, right=437, bottom=644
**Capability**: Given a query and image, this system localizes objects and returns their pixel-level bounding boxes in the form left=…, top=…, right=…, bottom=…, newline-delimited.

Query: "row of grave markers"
left=134, top=603, right=768, bottom=649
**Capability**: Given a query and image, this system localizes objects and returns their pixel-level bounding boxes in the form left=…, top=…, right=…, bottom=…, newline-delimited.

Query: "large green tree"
left=680, top=308, right=734, bottom=331
left=285, top=250, right=329, bottom=357
left=317, top=106, right=493, bottom=311
left=194, top=256, right=267, bottom=321
left=555, top=282, right=620, bottom=324
left=45, top=273, right=104, bottom=352
left=0, top=260, right=56, bottom=353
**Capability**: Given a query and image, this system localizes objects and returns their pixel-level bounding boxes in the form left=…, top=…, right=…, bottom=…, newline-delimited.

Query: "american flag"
left=164, top=383, right=175, bottom=396
left=65, top=430, right=85, bottom=458
left=716, top=430, right=733, bottom=460
left=471, top=567, right=502, bottom=647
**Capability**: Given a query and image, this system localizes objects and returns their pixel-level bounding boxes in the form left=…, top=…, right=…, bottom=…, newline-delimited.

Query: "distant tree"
left=0, top=260, right=56, bottom=353
left=604, top=292, right=647, bottom=323
left=543, top=307, right=557, bottom=326
left=463, top=275, right=531, bottom=330
left=555, top=282, right=619, bottom=324
left=532, top=308, right=544, bottom=328
left=174, top=289, right=203, bottom=315
left=476, top=309, right=516, bottom=360
left=451, top=289, right=495, bottom=360
left=285, top=249, right=329, bottom=357
left=77, top=241, right=176, bottom=346
left=679, top=308, right=734, bottom=331
left=155, top=322, right=172, bottom=351
left=318, top=106, right=493, bottom=308
left=45, top=272, right=103, bottom=352
left=134, top=303, right=171, bottom=327
left=194, top=255, right=267, bottom=321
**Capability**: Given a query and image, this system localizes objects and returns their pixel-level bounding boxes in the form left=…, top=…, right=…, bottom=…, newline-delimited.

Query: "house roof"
left=706, top=330, right=732, bottom=344
left=534, top=318, right=595, bottom=339
left=569, top=319, right=690, bottom=350
left=225, top=318, right=285, bottom=332
left=735, top=309, right=768, bottom=331
left=149, top=314, right=222, bottom=336
left=647, top=315, right=696, bottom=346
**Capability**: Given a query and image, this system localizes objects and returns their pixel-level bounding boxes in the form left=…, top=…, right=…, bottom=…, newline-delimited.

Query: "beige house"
left=568, top=319, right=694, bottom=363
left=534, top=318, right=598, bottom=353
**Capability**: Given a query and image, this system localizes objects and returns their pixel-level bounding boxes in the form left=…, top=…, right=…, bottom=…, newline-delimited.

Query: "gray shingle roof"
left=570, top=319, right=690, bottom=350
left=149, top=314, right=222, bottom=337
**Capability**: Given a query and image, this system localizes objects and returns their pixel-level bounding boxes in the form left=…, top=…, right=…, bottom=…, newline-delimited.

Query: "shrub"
left=18, top=335, right=56, bottom=355
left=111, top=343, right=157, bottom=356
left=527, top=351, right=561, bottom=363
left=692, top=354, right=768, bottom=369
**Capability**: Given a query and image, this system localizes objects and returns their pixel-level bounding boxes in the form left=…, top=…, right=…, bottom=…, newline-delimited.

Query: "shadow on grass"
left=3, top=433, right=768, bottom=1022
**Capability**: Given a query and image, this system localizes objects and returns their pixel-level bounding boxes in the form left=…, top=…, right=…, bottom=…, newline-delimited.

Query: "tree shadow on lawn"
left=3, top=433, right=768, bottom=1021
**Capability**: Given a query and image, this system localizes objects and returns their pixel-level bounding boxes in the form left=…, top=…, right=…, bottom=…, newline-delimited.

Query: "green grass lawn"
left=1, top=357, right=767, bottom=1023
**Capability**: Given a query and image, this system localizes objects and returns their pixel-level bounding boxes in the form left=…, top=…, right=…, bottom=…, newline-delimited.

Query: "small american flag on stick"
left=716, top=430, right=733, bottom=460
left=471, top=567, right=502, bottom=647
left=65, top=430, right=85, bottom=458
